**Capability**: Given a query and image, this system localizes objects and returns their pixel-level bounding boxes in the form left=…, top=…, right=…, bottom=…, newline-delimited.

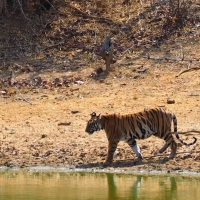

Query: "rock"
left=167, top=98, right=175, bottom=104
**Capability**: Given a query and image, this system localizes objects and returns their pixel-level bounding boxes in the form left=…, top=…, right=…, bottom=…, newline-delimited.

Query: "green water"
left=0, top=170, right=200, bottom=200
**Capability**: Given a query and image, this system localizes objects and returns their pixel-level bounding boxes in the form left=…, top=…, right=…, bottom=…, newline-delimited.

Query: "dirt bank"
left=0, top=62, right=200, bottom=173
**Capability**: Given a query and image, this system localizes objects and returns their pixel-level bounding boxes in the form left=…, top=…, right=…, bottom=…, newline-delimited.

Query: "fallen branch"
left=143, top=54, right=199, bottom=62
left=175, top=67, right=200, bottom=77
left=0, top=44, right=37, bottom=50
left=66, top=2, right=115, bottom=25
left=58, top=122, right=71, bottom=126
left=42, top=42, right=65, bottom=51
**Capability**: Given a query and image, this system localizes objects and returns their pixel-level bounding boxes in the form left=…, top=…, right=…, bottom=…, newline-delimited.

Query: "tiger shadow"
left=77, top=157, right=168, bottom=169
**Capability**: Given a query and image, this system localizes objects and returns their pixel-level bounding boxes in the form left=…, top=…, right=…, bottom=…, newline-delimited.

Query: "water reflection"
left=106, top=173, right=117, bottom=200
left=0, top=170, right=199, bottom=200
left=106, top=174, right=179, bottom=200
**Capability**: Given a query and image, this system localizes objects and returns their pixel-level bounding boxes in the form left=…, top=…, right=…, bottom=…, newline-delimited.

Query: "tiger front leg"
left=104, top=140, right=119, bottom=166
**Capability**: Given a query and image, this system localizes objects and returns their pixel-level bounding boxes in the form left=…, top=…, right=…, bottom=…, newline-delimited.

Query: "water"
left=0, top=170, right=200, bottom=200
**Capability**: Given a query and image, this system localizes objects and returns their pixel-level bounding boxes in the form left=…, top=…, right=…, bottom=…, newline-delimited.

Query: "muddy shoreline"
left=1, top=165, right=200, bottom=178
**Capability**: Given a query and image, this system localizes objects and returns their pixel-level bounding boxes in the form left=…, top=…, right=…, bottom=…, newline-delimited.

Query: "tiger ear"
left=91, top=112, right=96, bottom=117
left=97, top=114, right=101, bottom=119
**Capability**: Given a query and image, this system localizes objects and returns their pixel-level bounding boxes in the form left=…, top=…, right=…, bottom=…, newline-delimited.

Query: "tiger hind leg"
left=127, top=139, right=143, bottom=160
left=159, top=142, right=170, bottom=154
left=169, top=141, right=177, bottom=159
left=159, top=133, right=177, bottom=159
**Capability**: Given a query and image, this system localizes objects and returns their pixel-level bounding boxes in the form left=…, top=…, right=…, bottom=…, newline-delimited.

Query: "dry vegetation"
left=0, top=0, right=200, bottom=173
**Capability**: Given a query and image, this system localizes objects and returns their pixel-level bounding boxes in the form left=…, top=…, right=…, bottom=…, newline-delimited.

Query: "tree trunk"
left=98, top=36, right=114, bottom=73
left=0, top=0, right=7, bottom=15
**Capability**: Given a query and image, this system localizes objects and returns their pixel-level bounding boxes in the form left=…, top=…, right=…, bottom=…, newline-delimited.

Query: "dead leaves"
left=1, top=87, right=16, bottom=96
left=0, top=76, right=84, bottom=93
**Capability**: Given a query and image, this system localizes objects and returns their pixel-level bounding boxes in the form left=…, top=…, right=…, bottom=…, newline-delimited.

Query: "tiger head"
left=85, top=112, right=102, bottom=134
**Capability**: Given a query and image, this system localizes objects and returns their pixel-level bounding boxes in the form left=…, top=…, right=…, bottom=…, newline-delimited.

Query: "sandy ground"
left=0, top=59, right=200, bottom=174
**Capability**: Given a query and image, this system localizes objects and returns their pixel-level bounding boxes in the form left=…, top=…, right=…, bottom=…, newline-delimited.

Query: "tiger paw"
left=133, top=159, right=143, bottom=165
left=163, top=157, right=170, bottom=163
left=102, top=161, right=112, bottom=167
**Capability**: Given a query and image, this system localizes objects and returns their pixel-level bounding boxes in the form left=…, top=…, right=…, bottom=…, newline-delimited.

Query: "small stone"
left=167, top=98, right=175, bottom=104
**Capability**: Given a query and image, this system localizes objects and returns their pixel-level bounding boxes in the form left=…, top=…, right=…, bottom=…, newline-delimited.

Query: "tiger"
left=85, top=108, right=197, bottom=166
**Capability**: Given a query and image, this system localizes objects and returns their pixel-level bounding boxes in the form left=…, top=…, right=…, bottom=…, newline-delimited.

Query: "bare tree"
left=0, top=0, right=7, bottom=15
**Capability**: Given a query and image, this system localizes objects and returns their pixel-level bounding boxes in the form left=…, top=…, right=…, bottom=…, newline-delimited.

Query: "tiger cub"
left=85, top=108, right=197, bottom=166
